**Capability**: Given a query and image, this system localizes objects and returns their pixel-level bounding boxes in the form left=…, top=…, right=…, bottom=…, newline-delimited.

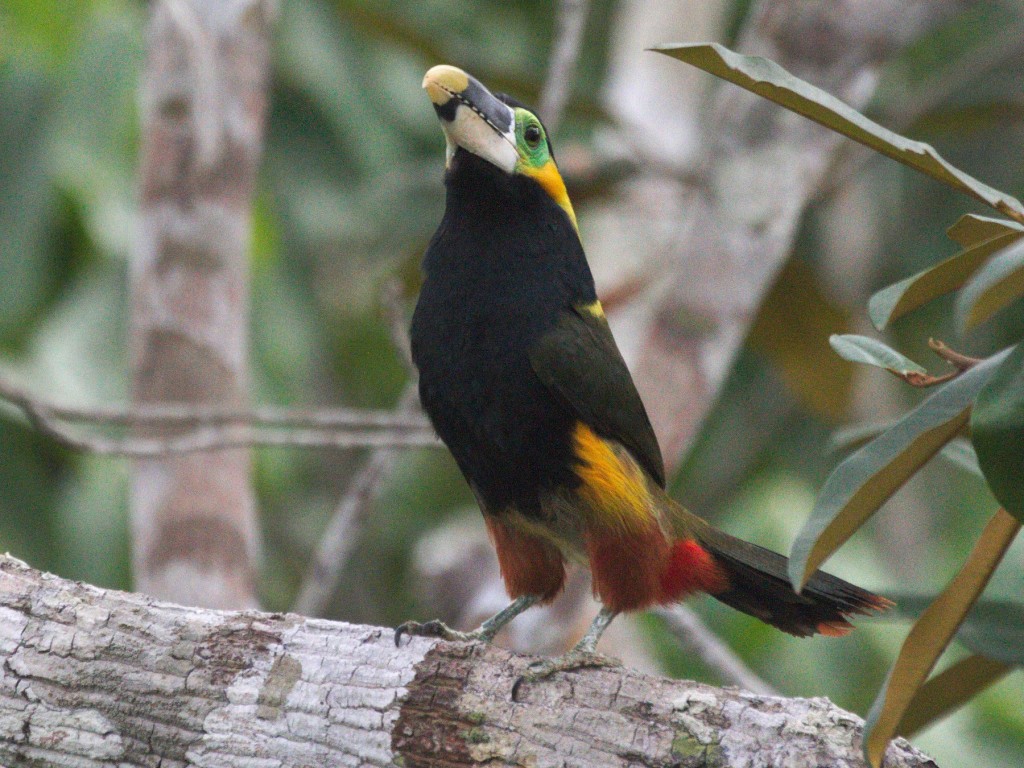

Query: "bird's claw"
left=511, top=651, right=621, bottom=699
left=394, top=619, right=483, bottom=647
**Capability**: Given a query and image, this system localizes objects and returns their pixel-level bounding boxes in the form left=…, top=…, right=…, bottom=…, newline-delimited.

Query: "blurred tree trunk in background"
left=599, top=0, right=974, bottom=470
left=129, top=0, right=276, bottom=609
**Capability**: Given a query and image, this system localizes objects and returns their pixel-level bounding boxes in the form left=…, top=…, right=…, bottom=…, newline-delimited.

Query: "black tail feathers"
left=699, top=532, right=892, bottom=638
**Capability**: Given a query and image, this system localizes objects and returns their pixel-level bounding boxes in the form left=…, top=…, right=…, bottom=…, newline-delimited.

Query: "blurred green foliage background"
left=1, top=1, right=1021, bottom=765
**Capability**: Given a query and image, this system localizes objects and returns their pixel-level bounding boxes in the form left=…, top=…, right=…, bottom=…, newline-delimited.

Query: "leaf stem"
left=929, top=338, right=982, bottom=370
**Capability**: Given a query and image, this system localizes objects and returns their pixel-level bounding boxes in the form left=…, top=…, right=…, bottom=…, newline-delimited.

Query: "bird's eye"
left=524, top=123, right=542, bottom=148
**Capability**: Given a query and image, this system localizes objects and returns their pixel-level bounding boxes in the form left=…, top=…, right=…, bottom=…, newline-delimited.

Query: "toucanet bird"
left=397, top=64, right=891, bottom=679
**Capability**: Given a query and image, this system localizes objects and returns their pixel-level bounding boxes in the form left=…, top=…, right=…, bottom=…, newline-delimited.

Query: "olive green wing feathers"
left=529, top=304, right=666, bottom=487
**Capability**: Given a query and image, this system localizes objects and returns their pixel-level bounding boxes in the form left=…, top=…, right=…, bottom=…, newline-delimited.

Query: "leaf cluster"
left=658, top=39, right=1024, bottom=767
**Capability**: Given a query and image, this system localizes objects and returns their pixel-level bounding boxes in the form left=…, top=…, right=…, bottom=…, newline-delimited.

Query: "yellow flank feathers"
left=519, top=159, right=578, bottom=231
left=572, top=423, right=653, bottom=532
left=581, top=300, right=605, bottom=318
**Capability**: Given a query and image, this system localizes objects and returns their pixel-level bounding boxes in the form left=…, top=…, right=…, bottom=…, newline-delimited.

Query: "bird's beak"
left=423, top=65, right=518, bottom=172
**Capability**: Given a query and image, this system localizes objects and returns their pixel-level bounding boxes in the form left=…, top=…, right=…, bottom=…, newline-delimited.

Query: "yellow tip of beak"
left=423, top=64, right=470, bottom=105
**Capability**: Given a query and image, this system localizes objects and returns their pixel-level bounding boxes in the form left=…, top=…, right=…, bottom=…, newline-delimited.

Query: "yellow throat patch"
left=518, top=159, right=578, bottom=232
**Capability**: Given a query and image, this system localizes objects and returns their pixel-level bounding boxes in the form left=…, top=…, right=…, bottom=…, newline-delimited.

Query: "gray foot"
left=394, top=619, right=489, bottom=647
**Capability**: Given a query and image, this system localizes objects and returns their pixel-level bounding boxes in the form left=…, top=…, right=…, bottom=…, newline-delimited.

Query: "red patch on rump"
left=658, top=539, right=729, bottom=603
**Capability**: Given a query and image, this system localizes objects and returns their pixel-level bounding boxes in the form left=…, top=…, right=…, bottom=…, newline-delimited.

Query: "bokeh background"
left=1, top=1, right=1022, bottom=765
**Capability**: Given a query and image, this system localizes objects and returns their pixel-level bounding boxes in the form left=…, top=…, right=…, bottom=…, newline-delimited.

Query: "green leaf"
left=827, top=428, right=978, bottom=481
left=652, top=43, right=1024, bottom=221
left=868, top=231, right=1023, bottom=330
left=947, top=213, right=1024, bottom=248
left=829, top=422, right=893, bottom=454
left=938, top=438, right=983, bottom=478
left=2, top=0, right=93, bottom=68
left=790, top=350, right=1008, bottom=590
left=896, top=655, right=1013, bottom=737
left=958, top=601, right=1024, bottom=665
left=833, top=430, right=982, bottom=476
left=0, top=67, right=58, bottom=341
left=863, top=509, right=1021, bottom=767
left=893, top=596, right=1024, bottom=665
left=956, top=239, right=1024, bottom=332
left=828, top=334, right=926, bottom=376
left=971, top=343, right=1024, bottom=522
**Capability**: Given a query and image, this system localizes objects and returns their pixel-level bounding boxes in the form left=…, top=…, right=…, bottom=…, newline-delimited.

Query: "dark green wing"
left=529, top=304, right=666, bottom=487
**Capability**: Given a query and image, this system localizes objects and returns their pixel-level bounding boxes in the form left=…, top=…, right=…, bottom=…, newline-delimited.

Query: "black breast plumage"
left=411, top=149, right=596, bottom=516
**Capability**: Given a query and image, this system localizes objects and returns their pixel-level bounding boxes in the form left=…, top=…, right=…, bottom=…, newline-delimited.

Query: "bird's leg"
left=395, top=594, right=538, bottom=646
left=514, top=606, right=621, bottom=689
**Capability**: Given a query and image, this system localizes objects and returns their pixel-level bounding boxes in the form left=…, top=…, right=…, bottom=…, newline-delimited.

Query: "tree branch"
left=293, top=382, right=422, bottom=617
left=0, top=374, right=437, bottom=456
left=292, top=278, right=426, bottom=617
left=0, top=276, right=434, bottom=459
left=0, top=555, right=937, bottom=767
left=654, top=605, right=779, bottom=696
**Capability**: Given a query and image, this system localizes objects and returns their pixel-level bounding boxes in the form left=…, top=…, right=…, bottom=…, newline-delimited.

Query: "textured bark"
left=0, top=555, right=938, bottom=767
left=604, top=0, right=974, bottom=468
left=129, top=0, right=276, bottom=608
